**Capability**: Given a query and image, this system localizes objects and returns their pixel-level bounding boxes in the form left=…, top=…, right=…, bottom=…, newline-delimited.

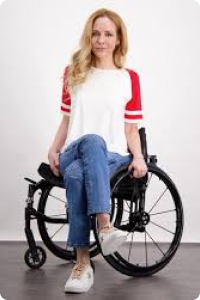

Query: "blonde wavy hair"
left=64, top=8, right=129, bottom=95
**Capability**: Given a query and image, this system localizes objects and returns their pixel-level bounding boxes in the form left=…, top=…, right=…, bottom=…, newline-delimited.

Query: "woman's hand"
left=48, top=148, right=60, bottom=177
left=128, top=157, right=148, bottom=178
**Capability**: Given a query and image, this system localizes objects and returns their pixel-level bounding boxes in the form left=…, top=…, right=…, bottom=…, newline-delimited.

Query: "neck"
left=93, top=58, right=117, bottom=69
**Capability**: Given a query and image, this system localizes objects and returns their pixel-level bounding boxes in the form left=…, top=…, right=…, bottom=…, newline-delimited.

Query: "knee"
left=79, top=134, right=107, bottom=152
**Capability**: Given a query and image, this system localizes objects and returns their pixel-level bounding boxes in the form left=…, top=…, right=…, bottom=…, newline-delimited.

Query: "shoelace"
left=71, top=263, right=89, bottom=280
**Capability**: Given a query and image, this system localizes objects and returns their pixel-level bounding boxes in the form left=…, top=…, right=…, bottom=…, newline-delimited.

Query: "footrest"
left=37, top=163, right=64, bottom=187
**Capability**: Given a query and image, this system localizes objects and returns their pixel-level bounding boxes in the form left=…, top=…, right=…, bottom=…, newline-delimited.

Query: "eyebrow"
left=92, top=30, right=114, bottom=33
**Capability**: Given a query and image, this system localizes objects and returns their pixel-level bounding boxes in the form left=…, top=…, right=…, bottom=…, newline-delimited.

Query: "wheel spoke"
left=149, top=220, right=175, bottom=235
left=150, top=209, right=176, bottom=216
left=49, top=193, right=66, bottom=204
left=148, top=187, right=168, bottom=214
left=128, top=231, right=134, bottom=262
left=50, top=224, right=66, bottom=239
left=145, top=230, right=166, bottom=256
left=145, top=229, right=148, bottom=266
left=125, top=201, right=131, bottom=209
left=127, top=223, right=137, bottom=235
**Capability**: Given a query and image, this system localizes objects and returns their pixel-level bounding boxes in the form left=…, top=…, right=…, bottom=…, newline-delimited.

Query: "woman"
left=48, top=8, right=148, bottom=293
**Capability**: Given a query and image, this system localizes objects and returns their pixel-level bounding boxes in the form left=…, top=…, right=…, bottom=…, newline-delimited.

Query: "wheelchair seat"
left=37, top=161, right=130, bottom=188
left=37, top=162, right=64, bottom=188
left=37, top=128, right=148, bottom=189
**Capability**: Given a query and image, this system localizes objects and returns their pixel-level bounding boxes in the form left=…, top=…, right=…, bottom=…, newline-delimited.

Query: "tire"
left=37, top=183, right=117, bottom=261
left=92, top=163, right=184, bottom=277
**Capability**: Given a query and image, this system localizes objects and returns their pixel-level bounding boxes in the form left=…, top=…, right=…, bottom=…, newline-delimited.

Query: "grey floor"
left=0, top=242, right=200, bottom=300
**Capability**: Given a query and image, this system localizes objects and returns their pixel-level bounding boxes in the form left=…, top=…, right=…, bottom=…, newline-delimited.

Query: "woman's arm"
left=48, top=115, right=70, bottom=176
left=125, top=123, right=147, bottom=178
left=49, top=115, right=70, bottom=152
left=125, top=123, right=143, bottom=158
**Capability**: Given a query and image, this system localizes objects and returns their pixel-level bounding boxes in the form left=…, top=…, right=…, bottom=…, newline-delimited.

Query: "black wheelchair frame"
left=24, top=128, right=184, bottom=277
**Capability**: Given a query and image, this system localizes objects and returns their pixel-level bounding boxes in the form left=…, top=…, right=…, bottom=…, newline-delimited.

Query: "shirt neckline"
left=91, top=66, right=123, bottom=72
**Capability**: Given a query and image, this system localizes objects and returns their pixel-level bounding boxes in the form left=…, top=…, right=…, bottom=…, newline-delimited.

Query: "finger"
left=128, top=164, right=134, bottom=171
left=139, top=171, right=146, bottom=178
left=135, top=170, right=143, bottom=178
left=55, top=153, right=60, bottom=167
left=54, top=172, right=60, bottom=177
left=55, top=159, right=59, bottom=168
left=50, top=164, right=59, bottom=176
left=49, top=164, right=55, bottom=173
left=53, top=169, right=60, bottom=177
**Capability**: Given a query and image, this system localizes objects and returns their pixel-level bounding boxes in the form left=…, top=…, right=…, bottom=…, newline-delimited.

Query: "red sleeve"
left=60, top=66, right=71, bottom=116
left=124, top=69, right=143, bottom=123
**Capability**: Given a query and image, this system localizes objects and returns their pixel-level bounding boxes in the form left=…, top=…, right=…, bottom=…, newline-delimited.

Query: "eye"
left=92, top=31, right=99, bottom=36
left=106, top=32, right=113, bottom=37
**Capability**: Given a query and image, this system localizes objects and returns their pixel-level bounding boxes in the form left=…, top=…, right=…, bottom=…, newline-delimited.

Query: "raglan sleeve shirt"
left=59, top=65, right=144, bottom=155
left=60, top=66, right=71, bottom=116
left=124, top=69, right=143, bottom=123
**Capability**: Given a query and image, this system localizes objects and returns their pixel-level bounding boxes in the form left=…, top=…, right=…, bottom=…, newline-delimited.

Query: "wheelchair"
left=24, top=127, right=184, bottom=277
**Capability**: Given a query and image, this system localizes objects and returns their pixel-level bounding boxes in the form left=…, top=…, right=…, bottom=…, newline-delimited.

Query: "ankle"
left=76, top=248, right=90, bottom=266
left=76, top=259, right=91, bottom=267
left=97, top=213, right=111, bottom=231
left=76, top=262, right=90, bottom=269
left=99, top=224, right=114, bottom=233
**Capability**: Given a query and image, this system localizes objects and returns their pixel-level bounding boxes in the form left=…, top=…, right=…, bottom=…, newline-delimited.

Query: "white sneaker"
left=99, top=225, right=128, bottom=256
left=64, top=263, right=94, bottom=293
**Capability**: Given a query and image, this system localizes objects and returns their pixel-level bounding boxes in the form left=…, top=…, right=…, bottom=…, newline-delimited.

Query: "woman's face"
left=91, top=16, right=120, bottom=62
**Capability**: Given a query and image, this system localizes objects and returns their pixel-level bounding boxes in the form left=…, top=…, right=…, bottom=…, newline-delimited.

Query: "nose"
left=97, top=34, right=105, bottom=44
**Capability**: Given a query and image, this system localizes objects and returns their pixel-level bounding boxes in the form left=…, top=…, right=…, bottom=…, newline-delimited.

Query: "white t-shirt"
left=60, top=66, right=143, bottom=156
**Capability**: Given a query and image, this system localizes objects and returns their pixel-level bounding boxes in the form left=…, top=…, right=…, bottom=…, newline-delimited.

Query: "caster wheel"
left=24, top=246, right=47, bottom=269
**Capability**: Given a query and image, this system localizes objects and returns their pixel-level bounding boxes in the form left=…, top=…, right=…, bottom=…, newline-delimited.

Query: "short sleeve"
left=60, top=66, right=71, bottom=116
left=124, top=69, right=143, bottom=123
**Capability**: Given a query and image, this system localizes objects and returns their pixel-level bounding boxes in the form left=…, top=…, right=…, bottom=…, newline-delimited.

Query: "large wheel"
left=37, top=183, right=117, bottom=261
left=92, top=163, right=184, bottom=277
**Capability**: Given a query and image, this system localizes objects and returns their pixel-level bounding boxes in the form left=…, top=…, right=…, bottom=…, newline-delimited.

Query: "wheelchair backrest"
left=127, top=127, right=148, bottom=159
left=139, top=127, right=148, bottom=159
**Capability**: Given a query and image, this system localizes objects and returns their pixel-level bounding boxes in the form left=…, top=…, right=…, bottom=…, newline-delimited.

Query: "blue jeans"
left=59, top=134, right=133, bottom=248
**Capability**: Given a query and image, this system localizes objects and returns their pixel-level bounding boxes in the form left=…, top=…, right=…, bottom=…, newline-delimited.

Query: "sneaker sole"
left=64, top=279, right=94, bottom=293
left=101, top=234, right=127, bottom=256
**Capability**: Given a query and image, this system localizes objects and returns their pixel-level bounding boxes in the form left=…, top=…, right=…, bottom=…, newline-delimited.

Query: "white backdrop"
left=0, top=0, right=199, bottom=242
